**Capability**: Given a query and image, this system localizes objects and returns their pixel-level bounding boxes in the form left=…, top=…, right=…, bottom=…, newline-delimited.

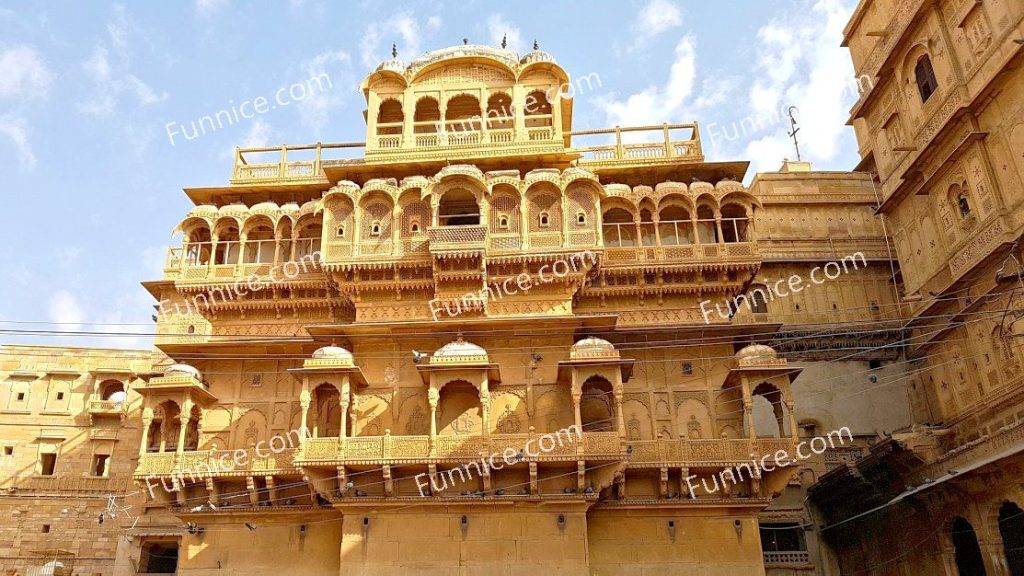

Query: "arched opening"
left=311, top=384, right=342, bottom=438
left=1000, top=502, right=1024, bottom=575
left=437, top=381, right=482, bottom=435
left=184, top=405, right=201, bottom=451
left=751, top=382, right=786, bottom=438
left=915, top=54, right=938, bottom=103
left=243, top=223, right=275, bottom=264
left=99, top=380, right=126, bottom=407
left=438, top=188, right=481, bottom=226
left=445, top=94, right=482, bottom=133
left=295, top=219, right=322, bottom=261
left=602, top=207, right=636, bottom=248
left=414, top=97, right=441, bottom=134
left=524, top=90, right=552, bottom=128
left=376, top=98, right=404, bottom=135
left=721, top=204, right=749, bottom=243
left=213, top=224, right=240, bottom=265
left=183, top=225, right=212, bottom=266
left=658, top=205, right=693, bottom=245
left=696, top=205, right=718, bottom=244
left=149, top=401, right=181, bottom=453
left=950, top=184, right=972, bottom=219
left=580, top=377, right=614, bottom=432
left=748, top=284, right=769, bottom=314
left=952, top=516, right=987, bottom=576
left=486, top=92, right=513, bottom=130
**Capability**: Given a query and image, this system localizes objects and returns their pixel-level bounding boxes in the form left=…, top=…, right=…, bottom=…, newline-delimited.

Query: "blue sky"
left=0, top=0, right=862, bottom=349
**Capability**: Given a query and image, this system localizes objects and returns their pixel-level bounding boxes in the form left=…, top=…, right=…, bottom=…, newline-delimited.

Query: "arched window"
left=376, top=99, right=403, bottom=135
left=999, top=502, right=1024, bottom=576
left=951, top=517, right=987, bottom=576
left=576, top=212, right=587, bottom=226
left=539, top=211, right=551, bottom=228
left=410, top=221, right=420, bottom=234
left=486, top=93, right=513, bottom=130
left=721, top=204, right=749, bottom=243
left=958, top=193, right=972, bottom=218
left=499, top=215, right=509, bottom=229
left=524, top=90, right=552, bottom=128
left=337, top=225, right=345, bottom=238
left=658, top=205, right=693, bottom=246
left=438, top=188, right=481, bottom=226
left=580, top=377, right=614, bottom=432
left=602, top=208, right=636, bottom=248
left=370, top=221, right=382, bottom=237
left=915, top=55, right=938, bottom=103
left=445, top=94, right=482, bottom=133
left=749, top=285, right=769, bottom=314
left=414, top=98, right=440, bottom=134
left=696, top=206, right=718, bottom=244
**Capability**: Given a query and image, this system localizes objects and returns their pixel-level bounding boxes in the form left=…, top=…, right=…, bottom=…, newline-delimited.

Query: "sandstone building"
left=3, top=7, right=1015, bottom=571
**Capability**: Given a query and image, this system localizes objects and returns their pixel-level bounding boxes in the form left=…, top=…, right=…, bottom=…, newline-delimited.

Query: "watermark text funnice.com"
left=700, top=252, right=867, bottom=324
left=686, top=427, right=854, bottom=497
left=429, top=250, right=598, bottom=321
left=165, top=73, right=334, bottom=146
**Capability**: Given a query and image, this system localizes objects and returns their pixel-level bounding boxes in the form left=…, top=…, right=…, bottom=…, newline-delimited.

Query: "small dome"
left=165, top=363, right=201, bottom=379
left=570, top=337, right=619, bottom=360
left=520, top=49, right=555, bottom=65
left=376, top=57, right=406, bottom=74
left=432, top=335, right=488, bottom=363
left=736, top=344, right=777, bottom=359
left=312, top=345, right=353, bottom=360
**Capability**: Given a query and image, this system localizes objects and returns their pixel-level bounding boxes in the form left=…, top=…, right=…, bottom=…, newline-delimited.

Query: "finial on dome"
left=456, top=332, right=465, bottom=344
left=533, top=39, right=539, bottom=50
left=501, top=34, right=507, bottom=49
left=391, top=42, right=398, bottom=58
left=463, top=37, right=469, bottom=45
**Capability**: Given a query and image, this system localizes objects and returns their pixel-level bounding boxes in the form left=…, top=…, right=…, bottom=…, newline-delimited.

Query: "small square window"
left=868, top=359, right=882, bottom=370
left=92, top=454, right=111, bottom=477
left=3, top=446, right=12, bottom=456
left=16, top=392, right=25, bottom=401
left=56, top=392, right=65, bottom=401
left=42, top=524, right=50, bottom=533
left=40, top=453, right=57, bottom=476
left=682, top=362, right=693, bottom=376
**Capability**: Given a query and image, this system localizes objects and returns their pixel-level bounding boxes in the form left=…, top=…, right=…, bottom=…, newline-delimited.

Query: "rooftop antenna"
left=533, top=39, right=539, bottom=50
left=391, top=43, right=397, bottom=59
left=501, top=34, right=507, bottom=49
left=463, top=37, right=469, bottom=45
left=787, top=106, right=802, bottom=162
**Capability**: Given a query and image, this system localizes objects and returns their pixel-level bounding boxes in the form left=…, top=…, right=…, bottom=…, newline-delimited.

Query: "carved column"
left=571, top=373, right=583, bottom=433
left=273, top=229, right=283, bottom=266
left=715, top=214, right=724, bottom=244
left=479, top=377, right=491, bottom=442
left=613, top=380, right=625, bottom=440
left=785, top=399, right=799, bottom=441
left=339, top=378, right=351, bottom=452
left=348, top=392, right=360, bottom=437
left=298, top=382, right=310, bottom=448
left=140, top=407, right=154, bottom=457
left=209, top=234, right=219, bottom=272
left=238, top=231, right=248, bottom=267
left=428, top=386, right=440, bottom=457
left=741, top=375, right=755, bottom=439
left=176, top=414, right=190, bottom=456
left=158, top=418, right=167, bottom=453
left=691, top=215, right=699, bottom=245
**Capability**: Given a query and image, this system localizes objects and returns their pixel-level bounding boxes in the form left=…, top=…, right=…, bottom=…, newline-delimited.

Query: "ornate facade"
left=809, top=1, right=1024, bottom=575
left=1, top=41, right=930, bottom=575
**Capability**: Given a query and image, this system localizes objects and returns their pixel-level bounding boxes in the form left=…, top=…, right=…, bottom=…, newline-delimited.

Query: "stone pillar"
left=614, top=384, right=625, bottom=439
left=785, top=399, right=799, bottom=441
left=140, top=407, right=154, bottom=457
left=428, top=386, right=439, bottom=457
left=177, top=413, right=190, bottom=456
left=715, top=215, right=724, bottom=244
left=741, top=375, right=755, bottom=439
left=691, top=216, right=699, bottom=245
left=298, top=381, right=310, bottom=448
left=339, top=378, right=351, bottom=451
left=158, top=419, right=167, bottom=453
left=479, top=377, right=491, bottom=441
left=571, top=374, right=583, bottom=433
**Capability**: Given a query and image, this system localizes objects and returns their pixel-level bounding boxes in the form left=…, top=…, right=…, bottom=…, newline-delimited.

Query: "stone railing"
left=427, top=225, right=487, bottom=252
left=134, top=449, right=298, bottom=477
left=568, top=123, right=703, bottom=166
left=3, top=475, right=129, bottom=494
left=763, top=551, right=811, bottom=566
left=604, top=242, right=758, bottom=266
left=87, top=398, right=127, bottom=415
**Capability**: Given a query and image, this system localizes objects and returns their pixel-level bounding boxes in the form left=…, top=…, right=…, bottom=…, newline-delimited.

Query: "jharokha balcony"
left=133, top=339, right=801, bottom=508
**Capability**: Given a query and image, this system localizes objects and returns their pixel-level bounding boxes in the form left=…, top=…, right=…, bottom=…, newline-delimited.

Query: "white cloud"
left=296, top=51, right=351, bottom=132
left=240, top=118, right=272, bottom=148
left=0, top=45, right=52, bottom=100
left=0, top=115, right=36, bottom=170
left=79, top=44, right=167, bottom=116
left=630, top=0, right=682, bottom=51
left=739, top=0, right=859, bottom=172
left=600, top=36, right=696, bottom=134
left=48, top=290, right=84, bottom=332
left=486, top=14, right=522, bottom=52
left=360, top=12, right=442, bottom=68
left=195, top=0, right=229, bottom=18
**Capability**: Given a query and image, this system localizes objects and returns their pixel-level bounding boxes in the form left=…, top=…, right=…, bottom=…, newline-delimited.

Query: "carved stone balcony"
left=602, top=241, right=759, bottom=268
left=134, top=448, right=298, bottom=478
left=567, top=124, right=703, bottom=170
left=2, top=474, right=129, bottom=494
left=87, top=398, right=127, bottom=418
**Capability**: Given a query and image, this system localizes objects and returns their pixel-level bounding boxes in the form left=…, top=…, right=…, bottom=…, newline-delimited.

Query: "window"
left=92, top=454, right=110, bottom=477
left=915, top=55, right=938, bottom=103
left=337, top=225, right=345, bottom=237
left=499, top=215, right=509, bottom=229
left=869, top=359, right=882, bottom=370
left=410, top=222, right=420, bottom=234
left=539, top=212, right=550, bottom=228
left=139, top=541, right=179, bottom=574
left=577, top=212, right=587, bottom=226
left=682, top=362, right=693, bottom=376
left=42, top=524, right=50, bottom=533
left=958, top=194, right=972, bottom=218
left=16, top=392, right=25, bottom=401
left=370, top=222, right=381, bottom=237
left=56, top=392, right=64, bottom=401
left=39, top=453, right=57, bottom=476
left=749, top=286, right=769, bottom=314
left=3, top=446, right=12, bottom=456
left=760, top=523, right=807, bottom=554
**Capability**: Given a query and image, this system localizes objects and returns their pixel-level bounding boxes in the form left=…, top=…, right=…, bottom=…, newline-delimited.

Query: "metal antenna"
left=391, top=43, right=398, bottom=59
left=787, top=106, right=802, bottom=162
